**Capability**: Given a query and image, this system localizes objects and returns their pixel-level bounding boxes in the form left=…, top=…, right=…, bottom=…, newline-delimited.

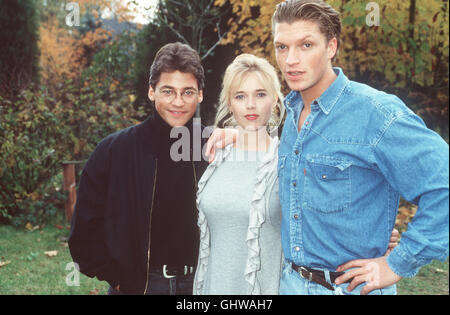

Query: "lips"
left=168, top=110, right=186, bottom=118
left=286, top=70, right=306, bottom=80
left=245, top=115, right=260, bottom=121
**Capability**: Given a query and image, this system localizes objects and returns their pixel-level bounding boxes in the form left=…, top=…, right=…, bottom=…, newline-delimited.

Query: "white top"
left=193, top=137, right=283, bottom=295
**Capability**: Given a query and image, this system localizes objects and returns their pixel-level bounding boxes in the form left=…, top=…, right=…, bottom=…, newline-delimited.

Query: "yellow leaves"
left=396, top=205, right=418, bottom=232
left=29, top=192, right=39, bottom=202
left=73, top=138, right=87, bottom=156
left=215, top=0, right=280, bottom=65
left=25, top=222, right=41, bottom=232
left=39, top=17, right=81, bottom=89
left=109, top=82, right=117, bottom=93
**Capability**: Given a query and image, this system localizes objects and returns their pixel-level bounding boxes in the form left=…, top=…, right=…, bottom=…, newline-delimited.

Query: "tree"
left=215, top=0, right=449, bottom=139
left=133, top=0, right=236, bottom=123
left=156, top=0, right=230, bottom=60
left=0, top=0, right=40, bottom=98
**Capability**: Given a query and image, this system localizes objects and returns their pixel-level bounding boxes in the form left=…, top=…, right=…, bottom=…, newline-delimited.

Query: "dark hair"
left=149, top=42, right=205, bottom=90
left=272, top=0, right=341, bottom=59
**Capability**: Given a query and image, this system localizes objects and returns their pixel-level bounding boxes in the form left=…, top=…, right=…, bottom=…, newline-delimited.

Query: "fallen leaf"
left=90, top=288, right=99, bottom=295
left=25, top=223, right=40, bottom=232
left=44, top=250, right=58, bottom=257
left=0, top=260, right=11, bottom=268
left=54, top=224, right=63, bottom=230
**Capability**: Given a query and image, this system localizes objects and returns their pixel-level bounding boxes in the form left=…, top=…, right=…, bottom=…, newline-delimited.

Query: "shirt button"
left=293, top=214, right=299, bottom=220
left=305, top=121, right=310, bottom=126
left=293, top=182, right=297, bottom=187
left=295, top=150, right=299, bottom=155
left=295, top=246, right=301, bottom=252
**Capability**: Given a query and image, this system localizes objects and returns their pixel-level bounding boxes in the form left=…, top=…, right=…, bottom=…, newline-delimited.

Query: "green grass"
left=0, top=214, right=448, bottom=295
left=0, top=215, right=108, bottom=295
left=397, top=259, right=449, bottom=295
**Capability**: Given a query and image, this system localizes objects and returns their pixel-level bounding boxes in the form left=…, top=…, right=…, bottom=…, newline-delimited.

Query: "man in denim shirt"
left=272, top=0, right=449, bottom=295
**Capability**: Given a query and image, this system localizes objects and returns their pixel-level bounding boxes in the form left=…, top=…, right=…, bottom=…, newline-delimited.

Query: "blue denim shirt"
left=279, top=68, right=449, bottom=278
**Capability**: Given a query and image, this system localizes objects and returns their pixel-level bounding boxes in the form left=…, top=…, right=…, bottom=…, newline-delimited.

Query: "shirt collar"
left=285, top=67, right=349, bottom=115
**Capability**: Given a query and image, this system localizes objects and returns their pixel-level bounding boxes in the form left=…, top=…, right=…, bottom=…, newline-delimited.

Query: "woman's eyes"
left=234, top=92, right=267, bottom=100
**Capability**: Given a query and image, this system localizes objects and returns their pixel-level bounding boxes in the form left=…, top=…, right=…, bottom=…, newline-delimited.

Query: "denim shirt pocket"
left=303, top=156, right=352, bottom=214
left=277, top=155, right=287, bottom=204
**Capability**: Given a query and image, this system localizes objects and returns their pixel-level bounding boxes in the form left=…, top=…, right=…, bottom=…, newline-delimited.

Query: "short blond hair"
left=215, top=54, right=285, bottom=132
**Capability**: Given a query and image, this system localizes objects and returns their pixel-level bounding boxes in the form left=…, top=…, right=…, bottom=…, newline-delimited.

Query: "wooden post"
left=62, top=162, right=77, bottom=223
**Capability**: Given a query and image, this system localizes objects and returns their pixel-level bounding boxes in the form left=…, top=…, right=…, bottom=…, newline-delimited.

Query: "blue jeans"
left=108, top=272, right=195, bottom=295
left=279, top=260, right=397, bottom=295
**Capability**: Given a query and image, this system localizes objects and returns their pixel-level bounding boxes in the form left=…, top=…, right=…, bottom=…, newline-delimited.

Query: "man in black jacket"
left=68, top=42, right=209, bottom=295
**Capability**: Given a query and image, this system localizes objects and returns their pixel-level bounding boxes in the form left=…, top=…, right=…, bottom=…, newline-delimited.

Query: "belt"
left=150, top=265, right=194, bottom=279
left=291, top=263, right=350, bottom=291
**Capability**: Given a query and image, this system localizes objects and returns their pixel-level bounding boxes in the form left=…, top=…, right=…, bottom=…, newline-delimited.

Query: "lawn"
left=0, top=217, right=109, bottom=295
left=0, top=215, right=448, bottom=295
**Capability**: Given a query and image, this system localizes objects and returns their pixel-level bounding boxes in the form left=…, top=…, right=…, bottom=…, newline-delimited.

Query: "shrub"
left=0, top=89, right=68, bottom=226
left=0, top=82, right=143, bottom=226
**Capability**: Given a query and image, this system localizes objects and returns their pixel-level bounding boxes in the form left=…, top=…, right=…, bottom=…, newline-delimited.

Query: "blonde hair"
left=215, top=54, right=285, bottom=133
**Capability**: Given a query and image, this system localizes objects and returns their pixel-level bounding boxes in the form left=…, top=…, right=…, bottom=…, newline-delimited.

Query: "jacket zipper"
left=144, top=158, right=158, bottom=295
left=192, top=161, right=198, bottom=190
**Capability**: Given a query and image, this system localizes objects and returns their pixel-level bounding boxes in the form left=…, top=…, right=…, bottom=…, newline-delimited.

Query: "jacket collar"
left=285, top=67, right=349, bottom=115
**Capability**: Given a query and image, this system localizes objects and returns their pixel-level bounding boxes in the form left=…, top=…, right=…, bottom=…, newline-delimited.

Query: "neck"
left=300, top=66, right=337, bottom=109
left=235, top=126, right=271, bottom=152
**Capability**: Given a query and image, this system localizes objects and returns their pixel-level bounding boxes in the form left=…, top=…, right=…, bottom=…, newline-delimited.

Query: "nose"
left=171, top=92, right=185, bottom=107
left=286, top=47, right=300, bottom=66
left=245, top=96, right=256, bottom=110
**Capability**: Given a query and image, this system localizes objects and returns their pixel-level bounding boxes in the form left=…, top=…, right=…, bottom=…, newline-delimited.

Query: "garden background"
left=0, top=0, right=448, bottom=295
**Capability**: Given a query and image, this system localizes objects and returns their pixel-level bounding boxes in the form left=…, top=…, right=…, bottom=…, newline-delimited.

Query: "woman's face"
left=229, top=72, right=276, bottom=131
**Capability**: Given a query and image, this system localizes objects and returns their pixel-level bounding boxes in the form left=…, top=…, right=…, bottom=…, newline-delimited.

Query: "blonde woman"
left=193, top=54, right=285, bottom=295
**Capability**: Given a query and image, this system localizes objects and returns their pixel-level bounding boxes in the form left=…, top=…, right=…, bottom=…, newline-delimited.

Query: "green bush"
left=0, top=83, right=143, bottom=227
left=0, top=89, right=68, bottom=226
left=0, top=30, right=147, bottom=227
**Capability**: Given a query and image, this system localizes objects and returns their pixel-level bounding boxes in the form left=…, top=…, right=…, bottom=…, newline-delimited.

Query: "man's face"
left=148, top=71, right=203, bottom=127
left=274, top=20, right=337, bottom=96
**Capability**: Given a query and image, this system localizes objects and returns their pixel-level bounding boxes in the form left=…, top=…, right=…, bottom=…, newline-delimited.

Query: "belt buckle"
left=183, top=266, right=194, bottom=276
left=163, top=265, right=176, bottom=279
left=299, top=266, right=313, bottom=281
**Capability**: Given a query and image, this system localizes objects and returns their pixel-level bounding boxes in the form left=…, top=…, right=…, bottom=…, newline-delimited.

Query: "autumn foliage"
left=0, top=0, right=143, bottom=226
left=215, top=0, right=449, bottom=138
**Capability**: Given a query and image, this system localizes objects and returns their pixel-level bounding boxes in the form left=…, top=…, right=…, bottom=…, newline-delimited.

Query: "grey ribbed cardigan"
left=193, top=137, right=283, bottom=295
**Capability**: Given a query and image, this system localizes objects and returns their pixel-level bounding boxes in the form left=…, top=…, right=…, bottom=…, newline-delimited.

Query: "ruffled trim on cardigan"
left=193, top=137, right=279, bottom=295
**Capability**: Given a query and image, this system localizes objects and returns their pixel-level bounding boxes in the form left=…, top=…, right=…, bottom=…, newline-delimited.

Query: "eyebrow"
left=234, top=89, right=268, bottom=94
left=159, top=85, right=198, bottom=91
left=275, top=34, right=314, bottom=44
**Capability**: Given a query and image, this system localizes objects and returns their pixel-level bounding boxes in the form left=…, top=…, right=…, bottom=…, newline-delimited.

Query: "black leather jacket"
left=68, top=115, right=208, bottom=294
